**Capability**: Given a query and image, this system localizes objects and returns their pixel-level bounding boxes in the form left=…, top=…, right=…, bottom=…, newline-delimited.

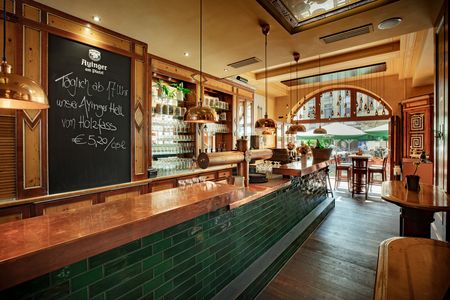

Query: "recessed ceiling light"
left=224, top=68, right=228, bottom=72
left=378, top=17, right=402, bottom=30
left=184, top=52, right=190, bottom=57
left=92, top=15, right=101, bottom=22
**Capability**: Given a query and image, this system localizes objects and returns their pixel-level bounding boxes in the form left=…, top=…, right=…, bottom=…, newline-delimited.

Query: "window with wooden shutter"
left=0, top=112, right=16, bottom=200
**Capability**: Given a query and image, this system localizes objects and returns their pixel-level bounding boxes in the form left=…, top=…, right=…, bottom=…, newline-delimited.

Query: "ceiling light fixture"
left=255, top=23, right=276, bottom=133
left=0, top=0, right=49, bottom=109
left=223, top=68, right=228, bottom=72
left=92, top=15, right=101, bottom=22
left=378, top=17, right=402, bottom=30
left=184, top=52, right=190, bottom=57
left=183, top=0, right=217, bottom=124
left=286, top=52, right=306, bottom=134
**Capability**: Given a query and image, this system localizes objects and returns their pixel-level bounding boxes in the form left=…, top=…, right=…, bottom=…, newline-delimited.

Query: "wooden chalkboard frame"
left=47, top=34, right=132, bottom=194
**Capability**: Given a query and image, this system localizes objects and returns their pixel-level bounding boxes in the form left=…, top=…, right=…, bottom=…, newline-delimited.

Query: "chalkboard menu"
left=48, top=34, right=131, bottom=194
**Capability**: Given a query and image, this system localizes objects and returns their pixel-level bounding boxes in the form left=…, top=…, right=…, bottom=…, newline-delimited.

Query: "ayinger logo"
left=89, top=49, right=101, bottom=62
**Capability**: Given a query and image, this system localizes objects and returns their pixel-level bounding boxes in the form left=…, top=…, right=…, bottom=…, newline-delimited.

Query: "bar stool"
left=334, top=155, right=352, bottom=191
left=351, top=157, right=369, bottom=199
left=368, top=156, right=388, bottom=191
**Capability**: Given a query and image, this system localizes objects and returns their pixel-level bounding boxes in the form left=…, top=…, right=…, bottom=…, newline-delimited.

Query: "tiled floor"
left=257, top=182, right=399, bottom=300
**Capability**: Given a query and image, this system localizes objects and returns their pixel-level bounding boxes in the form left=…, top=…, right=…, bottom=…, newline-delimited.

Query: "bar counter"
left=0, top=160, right=334, bottom=299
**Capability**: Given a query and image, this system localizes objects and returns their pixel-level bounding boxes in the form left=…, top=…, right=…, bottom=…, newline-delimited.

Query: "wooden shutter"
left=0, top=114, right=16, bottom=200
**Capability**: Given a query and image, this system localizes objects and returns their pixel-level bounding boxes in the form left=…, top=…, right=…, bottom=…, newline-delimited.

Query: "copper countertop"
left=0, top=179, right=289, bottom=290
left=272, top=159, right=334, bottom=177
left=381, top=181, right=450, bottom=211
left=0, top=164, right=237, bottom=209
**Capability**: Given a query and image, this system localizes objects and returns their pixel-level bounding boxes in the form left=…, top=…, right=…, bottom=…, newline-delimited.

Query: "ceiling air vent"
left=227, top=57, right=261, bottom=69
left=320, top=24, right=373, bottom=44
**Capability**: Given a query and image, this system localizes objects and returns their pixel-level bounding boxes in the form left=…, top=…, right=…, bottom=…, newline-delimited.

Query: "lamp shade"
left=0, top=62, right=49, bottom=109
left=255, top=116, right=276, bottom=132
left=313, top=125, right=327, bottom=134
left=183, top=105, right=217, bottom=123
left=287, top=123, right=306, bottom=134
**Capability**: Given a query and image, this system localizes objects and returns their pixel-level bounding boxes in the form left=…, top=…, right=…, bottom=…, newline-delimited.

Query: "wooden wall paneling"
left=100, top=186, right=142, bottom=203
left=34, top=194, right=99, bottom=216
left=133, top=57, right=148, bottom=179
left=22, top=26, right=44, bottom=193
left=22, top=3, right=40, bottom=22
left=0, top=205, right=31, bottom=224
left=151, top=59, right=196, bottom=83
left=150, top=179, right=176, bottom=192
left=0, top=113, right=16, bottom=200
left=46, top=14, right=131, bottom=52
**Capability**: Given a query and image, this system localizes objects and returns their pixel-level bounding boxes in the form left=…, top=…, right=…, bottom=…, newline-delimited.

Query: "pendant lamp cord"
left=264, top=31, right=268, bottom=118
left=2, top=0, right=6, bottom=62
left=199, top=0, right=203, bottom=106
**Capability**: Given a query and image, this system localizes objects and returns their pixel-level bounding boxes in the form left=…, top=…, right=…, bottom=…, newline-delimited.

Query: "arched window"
left=293, top=88, right=391, bottom=123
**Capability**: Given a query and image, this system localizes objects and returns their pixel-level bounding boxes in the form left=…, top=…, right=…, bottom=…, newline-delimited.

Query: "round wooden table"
left=374, top=237, right=450, bottom=300
left=381, top=181, right=450, bottom=238
left=348, top=155, right=371, bottom=195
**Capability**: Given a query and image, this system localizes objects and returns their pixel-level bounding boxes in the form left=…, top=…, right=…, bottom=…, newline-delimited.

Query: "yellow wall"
left=274, top=75, right=434, bottom=122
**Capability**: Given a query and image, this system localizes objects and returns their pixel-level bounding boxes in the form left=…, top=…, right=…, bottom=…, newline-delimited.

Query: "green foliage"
left=313, top=139, right=331, bottom=149
left=156, top=80, right=170, bottom=97
left=171, top=82, right=191, bottom=96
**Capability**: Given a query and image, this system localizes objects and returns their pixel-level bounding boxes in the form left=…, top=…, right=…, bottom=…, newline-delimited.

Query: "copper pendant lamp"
left=0, top=0, right=49, bottom=110
left=286, top=52, right=306, bottom=134
left=183, top=0, right=217, bottom=124
left=313, top=125, right=327, bottom=134
left=255, top=23, right=275, bottom=133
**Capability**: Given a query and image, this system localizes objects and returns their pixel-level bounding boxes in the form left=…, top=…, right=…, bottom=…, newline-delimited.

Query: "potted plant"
left=311, top=139, right=332, bottom=162
left=155, top=80, right=170, bottom=98
left=297, top=143, right=310, bottom=164
left=171, top=82, right=191, bottom=101
left=405, top=153, right=427, bottom=191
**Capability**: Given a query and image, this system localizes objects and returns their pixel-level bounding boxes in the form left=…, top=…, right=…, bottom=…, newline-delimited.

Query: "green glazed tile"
left=105, top=268, right=152, bottom=300
left=34, top=281, right=70, bottom=300
left=143, top=252, right=164, bottom=270
left=173, top=282, right=202, bottom=300
left=90, top=293, right=105, bottom=300
left=51, top=260, right=87, bottom=285
left=153, top=238, right=172, bottom=254
left=172, top=262, right=202, bottom=286
left=154, top=259, right=173, bottom=277
left=62, top=287, right=87, bottom=300
left=89, top=241, right=141, bottom=269
left=89, top=263, right=141, bottom=297
left=71, top=266, right=102, bottom=291
left=115, top=286, right=142, bottom=300
left=154, top=281, right=173, bottom=299
left=1, top=274, right=50, bottom=299
left=142, top=231, right=164, bottom=246
left=163, top=257, right=195, bottom=281
left=163, top=219, right=195, bottom=238
left=162, top=277, right=195, bottom=300
left=163, top=238, right=195, bottom=259
left=104, top=244, right=152, bottom=276
left=142, top=275, right=164, bottom=294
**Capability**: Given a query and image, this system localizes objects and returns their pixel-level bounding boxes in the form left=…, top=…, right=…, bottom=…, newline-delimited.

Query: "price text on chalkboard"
left=48, top=34, right=131, bottom=194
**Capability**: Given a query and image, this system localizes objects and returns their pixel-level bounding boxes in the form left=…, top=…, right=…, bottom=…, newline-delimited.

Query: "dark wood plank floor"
left=257, top=193, right=399, bottom=300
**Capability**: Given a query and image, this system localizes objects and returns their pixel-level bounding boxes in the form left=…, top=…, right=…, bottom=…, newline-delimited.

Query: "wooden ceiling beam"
left=255, top=41, right=400, bottom=80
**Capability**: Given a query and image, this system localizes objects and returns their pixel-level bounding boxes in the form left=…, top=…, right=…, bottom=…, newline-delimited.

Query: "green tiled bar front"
left=2, top=171, right=329, bottom=299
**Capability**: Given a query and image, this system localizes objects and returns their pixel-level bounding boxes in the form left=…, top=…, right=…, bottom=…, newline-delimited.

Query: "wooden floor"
left=257, top=191, right=399, bottom=300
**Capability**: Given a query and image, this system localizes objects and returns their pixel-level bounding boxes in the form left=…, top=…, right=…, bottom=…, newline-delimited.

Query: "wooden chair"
left=369, top=156, right=388, bottom=190
left=351, top=157, right=369, bottom=199
left=334, top=155, right=352, bottom=191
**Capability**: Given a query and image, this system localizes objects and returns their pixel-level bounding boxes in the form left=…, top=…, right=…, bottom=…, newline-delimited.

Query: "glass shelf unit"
left=150, top=77, right=196, bottom=174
